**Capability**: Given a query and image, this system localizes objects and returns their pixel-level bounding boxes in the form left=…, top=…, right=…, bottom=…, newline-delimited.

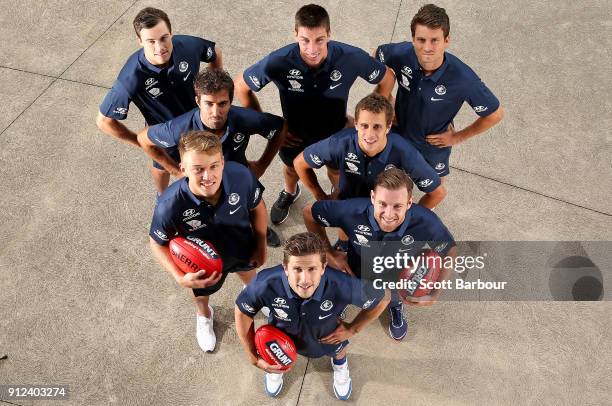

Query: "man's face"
left=138, top=20, right=173, bottom=66
left=197, top=90, right=231, bottom=130
left=355, top=109, right=391, bottom=156
left=283, top=253, right=326, bottom=299
left=295, top=25, right=330, bottom=68
left=371, top=186, right=412, bottom=232
left=180, top=149, right=224, bottom=199
left=412, top=24, right=449, bottom=72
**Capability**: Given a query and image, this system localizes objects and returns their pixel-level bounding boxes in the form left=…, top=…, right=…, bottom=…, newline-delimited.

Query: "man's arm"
left=235, top=73, right=263, bottom=112
left=148, top=237, right=223, bottom=289
left=248, top=200, right=268, bottom=268
left=426, top=107, right=505, bottom=147
left=320, top=290, right=390, bottom=344
left=96, top=111, right=140, bottom=147
left=303, top=203, right=352, bottom=274
left=294, top=152, right=330, bottom=201
left=249, top=121, right=288, bottom=178
left=418, top=184, right=447, bottom=209
left=234, top=305, right=285, bottom=374
left=137, top=128, right=182, bottom=177
left=373, top=67, right=396, bottom=100
left=208, top=45, right=223, bottom=70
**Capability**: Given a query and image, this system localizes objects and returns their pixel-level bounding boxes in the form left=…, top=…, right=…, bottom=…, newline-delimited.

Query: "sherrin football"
left=169, top=236, right=223, bottom=277
left=254, top=324, right=297, bottom=371
left=398, top=249, right=442, bottom=299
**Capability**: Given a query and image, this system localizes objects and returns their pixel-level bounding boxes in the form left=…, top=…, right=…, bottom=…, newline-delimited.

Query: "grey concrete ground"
left=0, top=0, right=611, bottom=405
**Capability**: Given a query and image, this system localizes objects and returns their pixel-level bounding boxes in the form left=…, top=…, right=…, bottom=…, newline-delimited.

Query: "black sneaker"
left=266, top=227, right=281, bottom=247
left=388, top=302, right=408, bottom=341
left=270, top=184, right=301, bottom=225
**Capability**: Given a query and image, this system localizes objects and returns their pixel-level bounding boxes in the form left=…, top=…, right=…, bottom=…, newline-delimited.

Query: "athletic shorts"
left=152, top=147, right=181, bottom=171
left=192, top=257, right=254, bottom=297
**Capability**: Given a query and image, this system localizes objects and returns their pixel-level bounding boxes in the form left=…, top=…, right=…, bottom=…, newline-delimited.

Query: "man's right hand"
left=253, top=357, right=286, bottom=374
left=177, top=269, right=223, bottom=289
left=326, top=250, right=354, bottom=276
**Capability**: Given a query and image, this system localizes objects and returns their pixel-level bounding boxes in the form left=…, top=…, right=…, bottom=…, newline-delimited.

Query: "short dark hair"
left=295, top=4, right=330, bottom=32
left=178, top=130, right=222, bottom=160
left=133, top=7, right=171, bottom=38
left=374, top=168, right=414, bottom=196
left=410, top=4, right=450, bottom=38
left=355, top=94, right=394, bottom=126
left=194, top=69, right=234, bottom=102
left=282, top=232, right=326, bottom=265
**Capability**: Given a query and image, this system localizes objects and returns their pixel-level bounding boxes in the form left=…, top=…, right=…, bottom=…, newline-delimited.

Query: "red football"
left=254, top=324, right=297, bottom=371
left=169, top=236, right=223, bottom=277
left=398, top=249, right=443, bottom=300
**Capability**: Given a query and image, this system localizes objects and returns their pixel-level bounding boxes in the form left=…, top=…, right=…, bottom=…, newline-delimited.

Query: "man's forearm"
left=455, top=107, right=504, bottom=144
left=234, top=306, right=258, bottom=363
left=418, top=185, right=447, bottom=209
left=97, top=114, right=140, bottom=147
left=149, top=237, right=184, bottom=282
left=294, top=157, right=327, bottom=200
left=235, top=75, right=263, bottom=112
left=349, top=292, right=390, bottom=334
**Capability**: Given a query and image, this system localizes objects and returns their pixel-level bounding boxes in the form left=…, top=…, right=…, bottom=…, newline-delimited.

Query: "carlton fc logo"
left=178, top=61, right=189, bottom=72
left=435, top=85, right=447, bottom=95
left=330, top=70, right=342, bottom=81
left=228, top=193, right=240, bottom=205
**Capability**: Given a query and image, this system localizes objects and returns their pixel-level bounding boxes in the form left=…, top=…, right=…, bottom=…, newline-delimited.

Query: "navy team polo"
left=303, top=128, right=441, bottom=198
left=149, top=161, right=264, bottom=267
left=312, top=198, right=455, bottom=278
left=243, top=41, right=386, bottom=141
left=236, top=264, right=383, bottom=358
left=376, top=42, right=500, bottom=175
left=100, top=35, right=217, bottom=125
left=147, top=105, right=284, bottom=166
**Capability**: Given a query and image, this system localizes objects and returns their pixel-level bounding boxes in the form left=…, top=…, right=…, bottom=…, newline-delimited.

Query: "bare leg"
left=150, top=164, right=171, bottom=193
left=283, top=165, right=299, bottom=195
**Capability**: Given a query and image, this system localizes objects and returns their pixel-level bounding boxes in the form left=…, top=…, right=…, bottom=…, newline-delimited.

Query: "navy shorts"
left=192, top=258, right=254, bottom=297
left=152, top=147, right=181, bottom=171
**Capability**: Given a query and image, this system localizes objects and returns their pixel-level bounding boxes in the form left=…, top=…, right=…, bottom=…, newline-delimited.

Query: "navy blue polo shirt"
left=312, top=198, right=455, bottom=278
left=149, top=162, right=264, bottom=267
left=236, top=265, right=383, bottom=358
left=303, top=128, right=441, bottom=198
left=100, top=35, right=217, bottom=125
left=375, top=42, right=499, bottom=157
left=147, top=105, right=284, bottom=166
left=243, top=41, right=386, bottom=141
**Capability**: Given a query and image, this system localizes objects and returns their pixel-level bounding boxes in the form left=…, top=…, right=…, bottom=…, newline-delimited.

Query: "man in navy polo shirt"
left=235, top=232, right=388, bottom=400
left=96, top=7, right=222, bottom=191
left=375, top=4, right=504, bottom=180
left=294, top=93, right=447, bottom=207
left=303, top=168, right=456, bottom=341
left=235, top=4, right=395, bottom=226
left=149, top=131, right=267, bottom=353
left=137, top=69, right=285, bottom=246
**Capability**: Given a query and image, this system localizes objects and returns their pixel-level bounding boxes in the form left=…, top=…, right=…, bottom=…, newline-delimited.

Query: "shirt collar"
left=428, top=54, right=449, bottom=83
left=367, top=203, right=412, bottom=237
left=137, top=49, right=171, bottom=74
left=291, top=42, right=335, bottom=74
left=352, top=130, right=392, bottom=162
left=192, top=108, right=231, bottom=141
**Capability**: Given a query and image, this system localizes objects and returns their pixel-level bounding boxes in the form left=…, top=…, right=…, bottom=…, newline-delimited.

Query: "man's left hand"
left=426, top=124, right=457, bottom=148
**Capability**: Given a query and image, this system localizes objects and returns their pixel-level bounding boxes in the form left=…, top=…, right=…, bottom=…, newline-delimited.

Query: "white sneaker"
left=331, top=358, right=352, bottom=400
left=196, top=306, right=216, bottom=352
left=261, top=306, right=270, bottom=317
left=264, top=372, right=283, bottom=397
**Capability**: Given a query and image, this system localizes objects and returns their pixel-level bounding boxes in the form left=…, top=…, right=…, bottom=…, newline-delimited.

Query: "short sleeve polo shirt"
left=100, top=35, right=217, bottom=125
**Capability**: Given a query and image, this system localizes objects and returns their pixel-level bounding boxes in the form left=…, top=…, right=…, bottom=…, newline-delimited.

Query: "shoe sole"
left=264, top=375, right=283, bottom=398
left=333, top=380, right=352, bottom=400
left=271, top=186, right=301, bottom=225
left=388, top=323, right=407, bottom=341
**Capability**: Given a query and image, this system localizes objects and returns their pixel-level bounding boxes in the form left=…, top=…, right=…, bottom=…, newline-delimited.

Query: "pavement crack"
left=295, top=358, right=309, bottom=406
